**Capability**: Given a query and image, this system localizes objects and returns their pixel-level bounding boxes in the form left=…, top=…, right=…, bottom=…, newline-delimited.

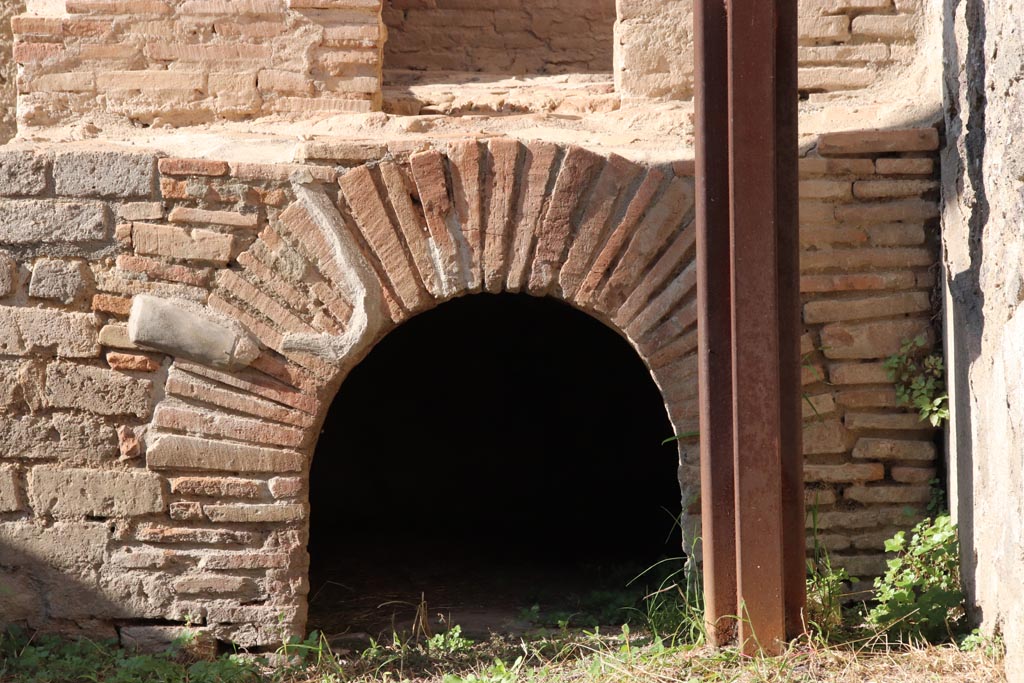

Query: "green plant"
left=805, top=502, right=855, bottom=640
left=427, top=625, right=474, bottom=656
left=867, top=514, right=965, bottom=643
left=884, top=335, right=949, bottom=427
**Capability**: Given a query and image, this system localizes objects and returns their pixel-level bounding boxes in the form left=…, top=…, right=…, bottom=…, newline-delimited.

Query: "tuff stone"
left=0, top=199, right=107, bottom=244
left=53, top=151, right=156, bottom=198
left=44, top=362, right=154, bottom=417
left=29, top=259, right=90, bottom=304
left=0, top=465, right=23, bottom=512
left=28, top=466, right=165, bottom=518
left=0, top=253, right=16, bottom=297
left=0, top=151, right=48, bottom=196
left=0, top=307, right=100, bottom=357
left=128, top=295, right=259, bottom=368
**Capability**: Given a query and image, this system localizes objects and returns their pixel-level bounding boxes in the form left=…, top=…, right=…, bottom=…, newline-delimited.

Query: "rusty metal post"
left=726, top=0, right=788, bottom=655
left=694, top=0, right=737, bottom=648
left=774, top=0, right=806, bottom=641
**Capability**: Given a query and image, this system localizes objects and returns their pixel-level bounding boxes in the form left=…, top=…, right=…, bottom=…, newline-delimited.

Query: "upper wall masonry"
left=7, top=0, right=931, bottom=132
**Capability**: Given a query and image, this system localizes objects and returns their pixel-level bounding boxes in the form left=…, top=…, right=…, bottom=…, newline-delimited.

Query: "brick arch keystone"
left=138, top=139, right=701, bottom=645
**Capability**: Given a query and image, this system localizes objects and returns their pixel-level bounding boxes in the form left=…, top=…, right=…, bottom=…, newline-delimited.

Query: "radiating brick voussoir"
left=446, top=140, right=486, bottom=292
left=408, top=149, right=466, bottom=295
left=527, top=145, right=605, bottom=296
left=506, top=141, right=561, bottom=293
left=377, top=161, right=444, bottom=298
left=338, top=165, right=430, bottom=313
left=560, top=153, right=643, bottom=300
left=482, top=138, right=522, bottom=294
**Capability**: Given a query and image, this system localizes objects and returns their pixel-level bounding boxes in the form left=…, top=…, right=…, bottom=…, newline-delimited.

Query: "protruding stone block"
left=29, top=259, right=90, bottom=304
left=128, top=295, right=259, bottom=368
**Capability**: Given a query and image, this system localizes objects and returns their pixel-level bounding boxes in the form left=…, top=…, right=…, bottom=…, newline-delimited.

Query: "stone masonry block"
left=0, top=307, right=100, bottom=357
left=53, top=151, right=156, bottom=198
left=0, top=199, right=107, bottom=244
left=29, top=259, right=90, bottom=304
left=0, top=151, right=48, bottom=196
left=0, top=465, right=24, bottom=512
left=44, top=362, right=154, bottom=417
left=0, top=253, right=16, bottom=297
left=128, top=295, right=259, bottom=368
left=29, top=466, right=165, bottom=518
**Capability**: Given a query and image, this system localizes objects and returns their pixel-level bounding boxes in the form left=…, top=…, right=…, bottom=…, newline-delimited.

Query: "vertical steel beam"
left=774, top=0, right=807, bottom=641
left=694, top=0, right=737, bottom=648
left=727, top=0, right=787, bottom=655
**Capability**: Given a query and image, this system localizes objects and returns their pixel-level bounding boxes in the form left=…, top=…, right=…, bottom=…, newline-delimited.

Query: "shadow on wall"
left=940, top=0, right=987, bottom=625
left=0, top=526, right=156, bottom=641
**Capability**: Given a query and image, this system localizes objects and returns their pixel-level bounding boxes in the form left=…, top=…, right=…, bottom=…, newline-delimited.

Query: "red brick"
left=174, top=360, right=318, bottom=414
left=170, top=476, right=267, bottom=499
left=820, top=318, right=930, bottom=359
left=154, top=402, right=306, bottom=449
left=845, top=412, right=935, bottom=431
left=844, top=485, right=932, bottom=504
left=147, top=433, right=305, bottom=473
left=852, top=437, right=936, bottom=461
left=92, top=293, right=133, bottom=316
left=561, top=153, right=642, bottom=299
left=166, top=367, right=315, bottom=428
left=106, top=350, right=162, bottom=372
left=134, top=524, right=257, bottom=545
left=805, top=462, right=885, bottom=483
left=378, top=161, right=444, bottom=298
left=482, top=138, right=522, bottom=294
left=529, top=146, right=605, bottom=294
left=800, top=271, right=917, bottom=292
left=875, top=158, right=934, bottom=175
left=169, top=206, right=259, bottom=228
left=890, top=466, right=937, bottom=484
left=133, top=223, right=235, bottom=265
left=116, top=254, right=212, bottom=287
left=506, top=141, right=560, bottom=292
left=339, top=165, right=429, bottom=312
left=801, top=247, right=934, bottom=271
left=803, top=291, right=931, bottom=323
left=158, top=158, right=229, bottom=176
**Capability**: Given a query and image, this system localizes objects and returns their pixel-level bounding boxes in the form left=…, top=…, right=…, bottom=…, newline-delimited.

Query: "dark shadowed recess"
left=308, top=293, right=682, bottom=638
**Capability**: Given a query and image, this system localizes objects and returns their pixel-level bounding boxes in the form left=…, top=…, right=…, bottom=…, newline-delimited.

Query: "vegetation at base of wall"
left=884, top=335, right=949, bottom=427
left=0, top=518, right=1002, bottom=682
left=866, top=513, right=965, bottom=642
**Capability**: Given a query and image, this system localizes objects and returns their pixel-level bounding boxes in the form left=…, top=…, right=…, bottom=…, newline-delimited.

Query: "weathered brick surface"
left=147, top=434, right=305, bottom=473
left=0, top=131, right=941, bottom=647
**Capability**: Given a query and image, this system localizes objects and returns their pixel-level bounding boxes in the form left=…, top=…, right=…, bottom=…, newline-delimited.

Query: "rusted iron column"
left=695, top=0, right=802, bottom=655
left=694, top=0, right=737, bottom=648
left=775, top=0, right=806, bottom=642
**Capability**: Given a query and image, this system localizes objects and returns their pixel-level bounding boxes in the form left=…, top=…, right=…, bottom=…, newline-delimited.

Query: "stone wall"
left=0, top=0, right=22, bottom=143
left=8, top=0, right=928, bottom=129
left=383, top=0, right=615, bottom=75
left=942, top=0, right=1024, bottom=677
left=616, top=0, right=930, bottom=101
left=0, top=127, right=941, bottom=646
left=12, top=0, right=385, bottom=128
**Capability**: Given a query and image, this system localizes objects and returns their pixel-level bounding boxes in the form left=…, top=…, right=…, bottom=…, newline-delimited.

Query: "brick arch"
left=141, top=139, right=700, bottom=645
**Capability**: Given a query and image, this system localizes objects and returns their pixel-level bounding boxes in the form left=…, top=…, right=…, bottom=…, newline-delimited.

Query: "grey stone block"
left=53, top=151, right=156, bottom=199
left=0, top=199, right=107, bottom=244
left=29, top=258, right=89, bottom=304
left=0, top=151, right=48, bottom=197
